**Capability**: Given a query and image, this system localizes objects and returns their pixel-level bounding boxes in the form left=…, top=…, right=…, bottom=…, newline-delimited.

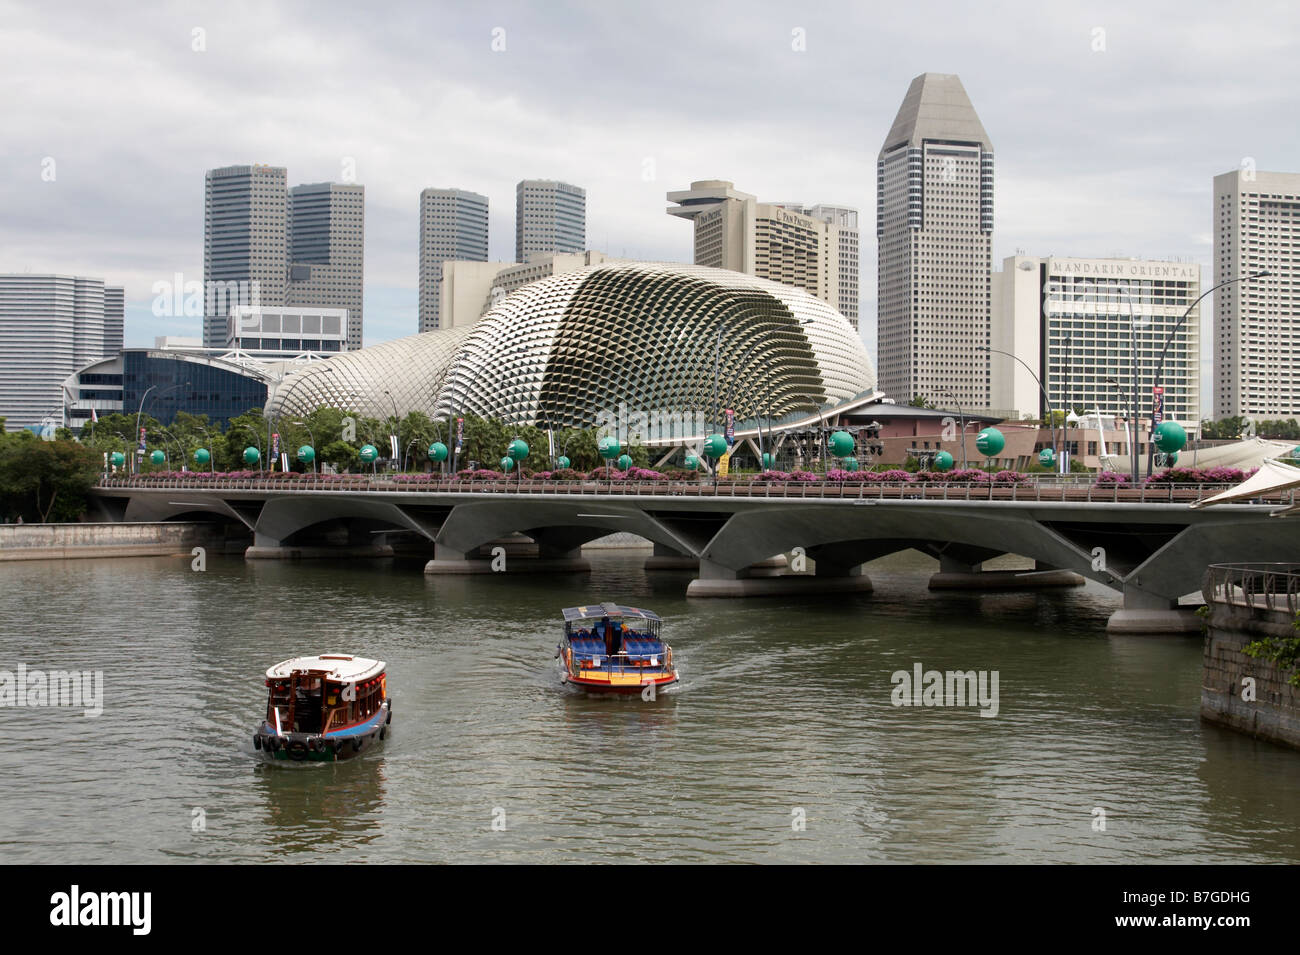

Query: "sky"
left=3, top=0, right=1299, bottom=406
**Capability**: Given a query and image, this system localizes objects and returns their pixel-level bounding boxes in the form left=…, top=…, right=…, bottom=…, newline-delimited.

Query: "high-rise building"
left=516, top=180, right=585, bottom=263
left=203, top=164, right=288, bottom=348
left=419, top=188, right=489, bottom=332
left=877, top=72, right=994, bottom=408
left=204, top=166, right=365, bottom=350
left=286, top=182, right=365, bottom=350
left=103, top=285, right=124, bottom=356
left=667, top=182, right=854, bottom=326
left=992, top=256, right=1202, bottom=434
left=0, top=274, right=122, bottom=430
left=1213, top=169, right=1299, bottom=419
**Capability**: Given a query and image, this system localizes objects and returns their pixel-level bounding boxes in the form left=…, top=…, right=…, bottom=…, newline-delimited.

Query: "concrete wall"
left=0, top=522, right=236, bottom=561
left=1202, top=601, right=1300, bottom=751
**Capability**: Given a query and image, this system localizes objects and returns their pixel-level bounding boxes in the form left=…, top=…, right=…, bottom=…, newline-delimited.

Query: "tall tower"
left=1213, top=169, right=1299, bottom=419
left=667, top=182, right=854, bottom=326
left=286, top=182, right=365, bottom=350
left=419, top=188, right=489, bottom=332
left=516, top=180, right=585, bottom=263
left=203, top=165, right=288, bottom=348
left=877, top=73, right=994, bottom=408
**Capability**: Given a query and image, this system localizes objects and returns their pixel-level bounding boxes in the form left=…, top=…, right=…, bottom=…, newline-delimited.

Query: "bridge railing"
left=1206, top=563, right=1300, bottom=616
left=92, top=475, right=1300, bottom=506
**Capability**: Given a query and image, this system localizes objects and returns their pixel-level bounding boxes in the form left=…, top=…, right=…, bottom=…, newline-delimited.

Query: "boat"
left=557, top=603, right=679, bottom=694
left=253, top=654, right=391, bottom=761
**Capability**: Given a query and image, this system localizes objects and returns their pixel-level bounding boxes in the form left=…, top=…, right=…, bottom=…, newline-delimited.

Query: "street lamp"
left=293, top=420, right=318, bottom=473
left=937, top=386, right=967, bottom=470
left=1144, top=270, right=1269, bottom=477
left=977, top=346, right=1058, bottom=473
left=1105, top=376, right=1135, bottom=473
left=383, top=390, right=401, bottom=471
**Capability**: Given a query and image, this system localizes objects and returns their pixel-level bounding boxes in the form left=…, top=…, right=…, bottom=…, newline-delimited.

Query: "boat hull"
left=254, top=699, right=391, bottom=762
left=562, top=669, right=679, bottom=695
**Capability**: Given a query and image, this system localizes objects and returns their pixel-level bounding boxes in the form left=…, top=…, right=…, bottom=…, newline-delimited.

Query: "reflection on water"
left=0, top=549, right=1297, bottom=863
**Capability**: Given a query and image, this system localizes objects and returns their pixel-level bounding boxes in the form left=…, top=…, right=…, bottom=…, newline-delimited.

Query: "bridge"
left=89, top=476, right=1300, bottom=634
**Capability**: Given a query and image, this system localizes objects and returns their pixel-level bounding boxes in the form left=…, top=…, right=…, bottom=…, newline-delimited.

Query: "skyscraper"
left=0, top=274, right=122, bottom=430
left=667, top=181, right=855, bottom=326
left=1213, top=169, right=1299, bottom=419
left=516, top=180, right=585, bottom=263
left=203, top=164, right=288, bottom=348
left=286, top=181, right=365, bottom=350
left=876, top=72, right=994, bottom=408
left=419, top=188, right=489, bottom=332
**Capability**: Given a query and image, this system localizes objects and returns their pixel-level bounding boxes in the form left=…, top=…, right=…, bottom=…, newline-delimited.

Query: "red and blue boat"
left=557, top=603, right=679, bottom=694
left=253, top=654, right=391, bottom=761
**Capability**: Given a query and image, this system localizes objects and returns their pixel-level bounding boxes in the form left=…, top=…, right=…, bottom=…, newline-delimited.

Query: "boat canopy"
left=562, top=602, right=661, bottom=623
left=265, top=654, right=385, bottom=683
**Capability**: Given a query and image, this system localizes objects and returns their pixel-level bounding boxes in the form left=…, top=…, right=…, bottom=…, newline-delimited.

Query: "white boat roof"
left=265, top=654, right=385, bottom=682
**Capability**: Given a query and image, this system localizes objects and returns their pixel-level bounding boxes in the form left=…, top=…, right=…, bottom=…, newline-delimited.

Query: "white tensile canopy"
left=1190, top=458, right=1300, bottom=511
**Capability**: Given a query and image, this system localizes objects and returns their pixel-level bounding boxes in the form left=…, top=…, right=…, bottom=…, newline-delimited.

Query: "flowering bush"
left=1093, top=472, right=1130, bottom=486
left=456, top=468, right=508, bottom=480
left=992, top=470, right=1030, bottom=484
left=625, top=467, right=669, bottom=481
left=946, top=468, right=992, bottom=484
left=825, top=468, right=872, bottom=483
left=874, top=470, right=914, bottom=484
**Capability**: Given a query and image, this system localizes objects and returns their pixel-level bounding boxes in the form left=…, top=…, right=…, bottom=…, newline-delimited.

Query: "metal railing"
left=1206, top=563, right=1300, bottom=617
left=93, top=474, right=1299, bottom=507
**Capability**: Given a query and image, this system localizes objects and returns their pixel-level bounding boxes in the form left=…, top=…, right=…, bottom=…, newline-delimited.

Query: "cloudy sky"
left=4, top=0, right=1298, bottom=386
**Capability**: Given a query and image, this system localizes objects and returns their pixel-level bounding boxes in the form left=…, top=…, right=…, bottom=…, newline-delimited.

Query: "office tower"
left=516, top=180, right=585, bottom=263
left=419, top=188, right=489, bottom=332
left=0, top=274, right=120, bottom=430
left=993, top=255, right=1201, bottom=430
left=286, top=182, right=365, bottom=349
left=877, top=72, right=994, bottom=408
left=203, top=164, right=288, bottom=348
left=1213, top=169, right=1299, bottom=418
left=103, top=285, right=124, bottom=355
left=667, top=182, right=853, bottom=326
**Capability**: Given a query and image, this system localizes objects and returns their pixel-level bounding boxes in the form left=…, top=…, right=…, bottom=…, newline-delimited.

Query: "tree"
left=0, top=436, right=101, bottom=522
left=908, top=394, right=936, bottom=409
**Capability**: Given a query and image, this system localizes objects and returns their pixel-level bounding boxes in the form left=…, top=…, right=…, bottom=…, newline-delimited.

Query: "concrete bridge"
left=89, top=476, right=1300, bottom=634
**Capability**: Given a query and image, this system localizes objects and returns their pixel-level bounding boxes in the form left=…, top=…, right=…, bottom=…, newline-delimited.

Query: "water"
left=1, top=549, right=1297, bottom=863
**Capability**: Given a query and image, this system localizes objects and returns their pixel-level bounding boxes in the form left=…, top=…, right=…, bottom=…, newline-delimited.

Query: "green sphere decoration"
left=617, top=454, right=632, bottom=471
left=933, top=450, right=954, bottom=472
left=556, top=455, right=571, bottom=470
left=975, top=427, right=1005, bottom=457
left=703, top=434, right=728, bottom=458
left=500, top=456, right=514, bottom=472
left=297, top=445, right=315, bottom=464
left=1153, top=420, right=1187, bottom=453
left=842, top=456, right=859, bottom=472
left=359, top=444, right=378, bottom=463
left=1165, top=451, right=1179, bottom=467
left=684, top=454, right=699, bottom=470
left=243, top=446, right=260, bottom=466
left=507, top=438, right=530, bottom=462
left=150, top=449, right=165, bottom=466
left=1039, top=448, right=1056, bottom=467
left=110, top=451, right=125, bottom=467
left=598, top=436, right=621, bottom=459
left=761, top=452, right=775, bottom=469
left=1292, top=446, right=1300, bottom=460
left=428, top=441, right=448, bottom=463
left=829, top=430, right=855, bottom=457
left=193, top=448, right=211, bottom=466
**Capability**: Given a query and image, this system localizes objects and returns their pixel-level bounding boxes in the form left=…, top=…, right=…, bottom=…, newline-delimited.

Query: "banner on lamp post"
left=455, top=417, right=464, bottom=453
left=724, top=409, right=735, bottom=447
left=1152, top=386, right=1164, bottom=426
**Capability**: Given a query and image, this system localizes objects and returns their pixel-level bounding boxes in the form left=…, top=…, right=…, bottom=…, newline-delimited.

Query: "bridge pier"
left=644, top=541, right=699, bottom=571
left=423, top=541, right=590, bottom=575
left=685, top=558, right=872, bottom=598
left=1105, top=584, right=1202, bottom=634
left=244, top=529, right=395, bottom=560
left=928, top=555, right=1086, bottom=591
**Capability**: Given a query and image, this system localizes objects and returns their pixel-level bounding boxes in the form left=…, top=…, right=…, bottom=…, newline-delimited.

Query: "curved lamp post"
left=1144, top=270, right=1269, bottom=477
left=977, top=346, right=1058, bottom=473
left=937, top=386, right=967, bottom=470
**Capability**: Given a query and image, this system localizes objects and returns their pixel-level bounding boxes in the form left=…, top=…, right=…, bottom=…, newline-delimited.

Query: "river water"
left=0, top=549, right=1296, bottom=864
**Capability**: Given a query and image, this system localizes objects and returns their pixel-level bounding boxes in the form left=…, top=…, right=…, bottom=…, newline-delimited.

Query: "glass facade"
left=122, top=352, right=268, bottom=428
